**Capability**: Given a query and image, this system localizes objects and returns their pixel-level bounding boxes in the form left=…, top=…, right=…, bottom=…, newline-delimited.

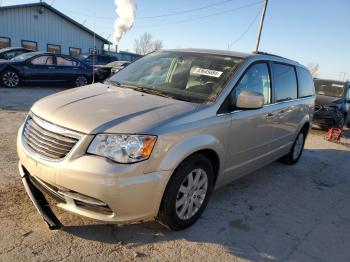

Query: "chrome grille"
left=23, top=115, right=82, bottom=160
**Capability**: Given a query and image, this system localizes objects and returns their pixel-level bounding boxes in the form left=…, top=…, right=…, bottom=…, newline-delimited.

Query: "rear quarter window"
left=296, top=67, right=315, bottom=98
left=272, top=63, right=298, bottom=102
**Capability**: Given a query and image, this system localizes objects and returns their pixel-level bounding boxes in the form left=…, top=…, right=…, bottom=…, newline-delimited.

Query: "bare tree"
left=153, top=39, right=163, bottom=52
left=307, top=63, right=319, bottom=77
left=134, top=33, right=163, bottom=55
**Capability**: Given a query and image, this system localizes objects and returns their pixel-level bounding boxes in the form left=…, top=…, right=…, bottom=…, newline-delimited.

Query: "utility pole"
left=255, top=0, right=268, bottom=52
left=92, top=13, right=96, bottom=84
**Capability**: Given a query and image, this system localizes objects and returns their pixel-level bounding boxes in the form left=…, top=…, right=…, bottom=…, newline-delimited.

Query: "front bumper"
left=17, top=124, right=172, bottom=224
left=313, top=107, right=343, bottom=128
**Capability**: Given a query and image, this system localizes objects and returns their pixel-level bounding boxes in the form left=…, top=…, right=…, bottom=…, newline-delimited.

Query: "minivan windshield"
left=109, top=51, right=243, bottom=103
left=315, top=80, right=346, bottom=98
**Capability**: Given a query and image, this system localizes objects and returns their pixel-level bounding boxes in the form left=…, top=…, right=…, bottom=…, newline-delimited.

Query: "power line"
left=53, top=0, right=253, bottom=21
left=139, top=1, right=262, bottom=28
left=228, top=10, right=260, bottom=48
left=137, top=0, right=234, bottom=19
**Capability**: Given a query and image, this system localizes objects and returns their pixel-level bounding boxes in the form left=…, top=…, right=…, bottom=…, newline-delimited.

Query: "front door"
left=224, top=62, right=276, bottom=182
left=23, top=54, right=57, bottom=83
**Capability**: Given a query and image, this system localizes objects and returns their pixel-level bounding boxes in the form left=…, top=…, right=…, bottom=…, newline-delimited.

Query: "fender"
left=296, top=113, right=311, bottom=138
left=146, top=134, right=225, bottom=180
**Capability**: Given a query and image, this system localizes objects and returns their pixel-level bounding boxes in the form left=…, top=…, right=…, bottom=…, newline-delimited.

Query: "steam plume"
left=113, top=0, right=136, bottom=45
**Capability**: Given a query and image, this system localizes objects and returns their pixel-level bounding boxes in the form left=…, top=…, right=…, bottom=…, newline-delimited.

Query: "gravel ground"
left=0, top=87, right=350, bottom=262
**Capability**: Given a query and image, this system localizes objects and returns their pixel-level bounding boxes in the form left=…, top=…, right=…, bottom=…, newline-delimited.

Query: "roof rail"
left=251, top=51, right=285, bottom=58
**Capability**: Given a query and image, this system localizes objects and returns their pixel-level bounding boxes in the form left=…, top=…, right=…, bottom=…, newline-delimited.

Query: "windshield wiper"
left=104, top=80, right=121, bottom=87
left=134, top=86, right=174, bottom=99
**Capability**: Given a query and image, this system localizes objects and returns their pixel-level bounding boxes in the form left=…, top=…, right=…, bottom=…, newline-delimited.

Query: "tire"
left=75, top=75, right=88, bottom=87
left=157, top=154, right=215, bottom=230
left=336, top=113, right=346, bottom=128
left=343, top=113, right=349, bottom=128
left=280, top=128, right=307, bottom=165
left=1, top=70, right=20, bottom=88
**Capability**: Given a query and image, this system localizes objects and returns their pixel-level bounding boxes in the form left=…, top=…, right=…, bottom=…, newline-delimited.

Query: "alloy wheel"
left=75, top=76, right=88, bottom=87
left=2, top=71, right=19, bottom=87
left=175, top=168, right=208, bottom=220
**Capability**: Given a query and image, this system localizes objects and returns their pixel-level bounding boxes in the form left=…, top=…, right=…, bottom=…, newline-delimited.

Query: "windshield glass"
left=11, top=52, right=36, bottom=62
left=109, top=51, right=243, bottom=103
left=315, top=80, right=346, bottom=98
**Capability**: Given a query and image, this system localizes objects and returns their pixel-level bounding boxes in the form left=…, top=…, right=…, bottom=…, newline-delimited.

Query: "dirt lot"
left=0, top=87, right=350, bottom=262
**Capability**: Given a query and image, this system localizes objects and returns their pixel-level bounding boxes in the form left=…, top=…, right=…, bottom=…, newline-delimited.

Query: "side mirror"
left=236, top=90, right=264, bottom=110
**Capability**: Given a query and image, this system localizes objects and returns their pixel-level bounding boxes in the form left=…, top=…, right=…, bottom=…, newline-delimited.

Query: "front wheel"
left=1, top=70, right=20, bottom=88
left=75, top=75, right=88, bottom=87
left=280, top=129, right=307, bottom=165
left=157, top=154, right=214, bottom=230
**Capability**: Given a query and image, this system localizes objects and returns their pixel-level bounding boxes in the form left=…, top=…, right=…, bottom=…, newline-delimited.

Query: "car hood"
left=31, top=83, right=198, bottom=134
left=315, top=95, right=345, bottom=106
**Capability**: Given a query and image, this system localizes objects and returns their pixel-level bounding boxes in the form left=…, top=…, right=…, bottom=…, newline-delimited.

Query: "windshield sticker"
left=192, top=67, right=223, bottom=78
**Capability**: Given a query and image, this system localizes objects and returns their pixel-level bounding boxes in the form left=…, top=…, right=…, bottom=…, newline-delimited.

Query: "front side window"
left=69, top=47, right=81, bottom=57
left=22, top=40, right=37, bottom=51
left=109, top=51, right=243, bottom=103
left=56, top=56, right=79, bottom=66
left=47, top=44, right=61, bottom=54
left=31, top=55, right=53, bottom=65
left=272, top=63, right=297, bottom=102
left=234, top=63, right=271, bottom=105
left=0, top=37, right=10, bottom=48
left=296, top=67, right=315, bottom=98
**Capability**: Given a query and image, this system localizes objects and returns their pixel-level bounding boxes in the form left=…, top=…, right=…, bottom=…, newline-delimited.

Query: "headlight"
left=87, top=134, right=157, bottom=163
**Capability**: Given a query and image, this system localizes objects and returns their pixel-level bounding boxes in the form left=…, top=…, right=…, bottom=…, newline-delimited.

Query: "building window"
left=0, top=37, right=10, bottom=48
left=22, top=40, right=37, bottom=51
left=69, top=47, right=81, bottom=57
left=47, top=44, right=61, bottom=54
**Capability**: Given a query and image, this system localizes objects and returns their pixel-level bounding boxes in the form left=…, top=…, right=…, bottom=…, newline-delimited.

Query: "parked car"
left=0, top=51, right=93, bottom=87
left=0, top=47, right=32, bottom=61
left=313, top=78, right=350, bottom=129
left=17, top=49, right=315, bottom=230
left=77, top=54, right=118, bottom=65
left=94, top=61, right=131, bottom=81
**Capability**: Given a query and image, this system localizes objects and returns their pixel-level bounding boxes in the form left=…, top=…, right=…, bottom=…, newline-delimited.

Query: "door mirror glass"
left=236, top=90, right=264, bottom=109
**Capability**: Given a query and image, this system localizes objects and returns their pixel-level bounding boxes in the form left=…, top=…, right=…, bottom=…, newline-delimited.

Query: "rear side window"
left=296, top=67, right=315, bottom=98
left=57, top=56, right=79, bottom=66
left=272, top=63, right=297, bottom=102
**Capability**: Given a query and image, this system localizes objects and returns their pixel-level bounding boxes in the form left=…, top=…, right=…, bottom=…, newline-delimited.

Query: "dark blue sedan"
left=0, top=52, right=93, bottom=88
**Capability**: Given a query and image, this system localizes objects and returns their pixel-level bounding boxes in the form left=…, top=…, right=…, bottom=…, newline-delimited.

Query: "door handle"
left=48, top=66, right=56, bottom=69
left=265, top=113, right=275, bottom=119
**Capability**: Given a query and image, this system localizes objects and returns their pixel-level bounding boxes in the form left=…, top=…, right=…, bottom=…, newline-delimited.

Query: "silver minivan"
left=17, top=49, right=315, bottom=230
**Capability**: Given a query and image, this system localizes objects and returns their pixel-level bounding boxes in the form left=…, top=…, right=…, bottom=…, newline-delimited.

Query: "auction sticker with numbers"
left=192, top=67, right=223, bottom=78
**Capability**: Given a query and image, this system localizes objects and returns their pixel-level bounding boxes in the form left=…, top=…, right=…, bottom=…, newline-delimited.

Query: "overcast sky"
left=2, top=0, right=350, bottom=80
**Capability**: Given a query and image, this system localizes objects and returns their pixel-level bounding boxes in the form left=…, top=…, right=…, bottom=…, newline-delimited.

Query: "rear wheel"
left=75, top=75, right=88, bottom=87
left=345, top=114, right=350, bottom=128
left=157, top=154, right=214, bottom=230
left=1, top=70, right=20, bottom=88
left=281, top=128, right=307, bottom=165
